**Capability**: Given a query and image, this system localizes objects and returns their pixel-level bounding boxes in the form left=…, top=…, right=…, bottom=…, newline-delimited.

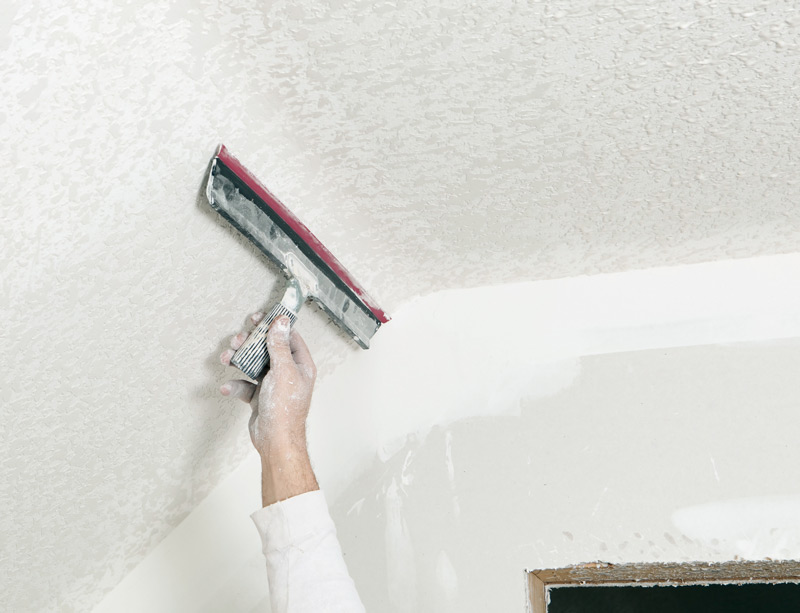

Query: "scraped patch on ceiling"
left=1, top=0, right=799, bottom=611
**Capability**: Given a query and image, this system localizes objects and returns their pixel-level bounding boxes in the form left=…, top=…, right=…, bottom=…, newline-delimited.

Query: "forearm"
left=261, top=440, right=319, bottom=507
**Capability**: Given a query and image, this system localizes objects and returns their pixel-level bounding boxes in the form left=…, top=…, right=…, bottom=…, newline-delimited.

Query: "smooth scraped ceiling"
left=2, top=0, right=799, bottom=610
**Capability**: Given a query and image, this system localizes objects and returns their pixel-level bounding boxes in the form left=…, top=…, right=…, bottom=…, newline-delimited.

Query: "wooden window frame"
left=527, top=560, right=800, bottom=613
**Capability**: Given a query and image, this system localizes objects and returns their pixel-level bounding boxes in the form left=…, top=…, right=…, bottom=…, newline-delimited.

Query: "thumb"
left=220, top=379, right=256, bottom=403
left=266, top=315, right=293, bottom=366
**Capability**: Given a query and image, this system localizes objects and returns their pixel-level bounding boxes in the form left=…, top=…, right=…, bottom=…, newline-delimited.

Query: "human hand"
left=219, top=313, right=317, bottom=458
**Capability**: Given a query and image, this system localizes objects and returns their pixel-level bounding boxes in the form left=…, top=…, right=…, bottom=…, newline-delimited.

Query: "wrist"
left=258, top=431, right=307, bottom=460
left=259, top=438, right=318, bottom=507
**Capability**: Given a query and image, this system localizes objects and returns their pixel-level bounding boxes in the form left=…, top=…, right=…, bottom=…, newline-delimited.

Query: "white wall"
left=334, top=341, right=800, bottom=611
left=95, top=254, right=800, bottom=612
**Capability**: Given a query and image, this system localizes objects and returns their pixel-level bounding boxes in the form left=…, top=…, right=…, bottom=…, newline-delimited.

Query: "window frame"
left=527, top=560, right=800, bottom=612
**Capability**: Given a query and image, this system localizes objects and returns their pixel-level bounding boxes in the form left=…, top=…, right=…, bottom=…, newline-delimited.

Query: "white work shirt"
left=251, top=490, right=366, bottom=613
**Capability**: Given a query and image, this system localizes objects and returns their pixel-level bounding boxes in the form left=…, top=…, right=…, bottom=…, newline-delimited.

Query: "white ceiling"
left=2, top=0, right=799, bottom=610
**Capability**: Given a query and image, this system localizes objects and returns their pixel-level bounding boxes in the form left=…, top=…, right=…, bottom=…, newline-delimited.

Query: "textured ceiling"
left=2, top=0, right=800, bottom=610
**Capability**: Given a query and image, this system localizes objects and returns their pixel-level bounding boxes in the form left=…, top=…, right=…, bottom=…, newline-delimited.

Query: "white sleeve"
left=251, top=490, right=366, bottom=613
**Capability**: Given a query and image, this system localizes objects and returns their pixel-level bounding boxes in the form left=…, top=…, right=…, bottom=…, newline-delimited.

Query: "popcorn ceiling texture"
left=1, top=0, right=799, bottom=610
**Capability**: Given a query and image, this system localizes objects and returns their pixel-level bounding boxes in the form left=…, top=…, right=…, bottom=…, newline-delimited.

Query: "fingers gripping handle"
left=231, top=279, right=307, bottom=380
left=231, top=304, right=297, bottom=379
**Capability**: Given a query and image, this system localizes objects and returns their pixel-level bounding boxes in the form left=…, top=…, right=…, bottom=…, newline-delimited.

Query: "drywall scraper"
left=205, top=144, right=390, bottom=379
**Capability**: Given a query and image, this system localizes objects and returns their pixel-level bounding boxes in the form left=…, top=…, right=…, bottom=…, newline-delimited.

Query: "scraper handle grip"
left=231, top=303, right=297, bottom=380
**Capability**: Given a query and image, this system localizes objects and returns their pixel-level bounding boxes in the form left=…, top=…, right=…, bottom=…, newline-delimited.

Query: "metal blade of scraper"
left=205, top=145, right=389, bottom=378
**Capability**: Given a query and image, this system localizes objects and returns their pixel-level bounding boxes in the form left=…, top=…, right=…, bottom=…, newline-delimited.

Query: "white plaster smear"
left=94, top=253, right=800, bottom=612
left=436, top=551, right=459, bottom=603
left=673, top=496, right=800, bottom=560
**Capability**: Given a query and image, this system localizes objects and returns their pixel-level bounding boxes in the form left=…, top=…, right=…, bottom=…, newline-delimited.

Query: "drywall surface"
left=95, top=254, right=800, bottom=612
left=334, top=342, right=800, bottom=612
left=3, top=0, right=800, bottom=610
